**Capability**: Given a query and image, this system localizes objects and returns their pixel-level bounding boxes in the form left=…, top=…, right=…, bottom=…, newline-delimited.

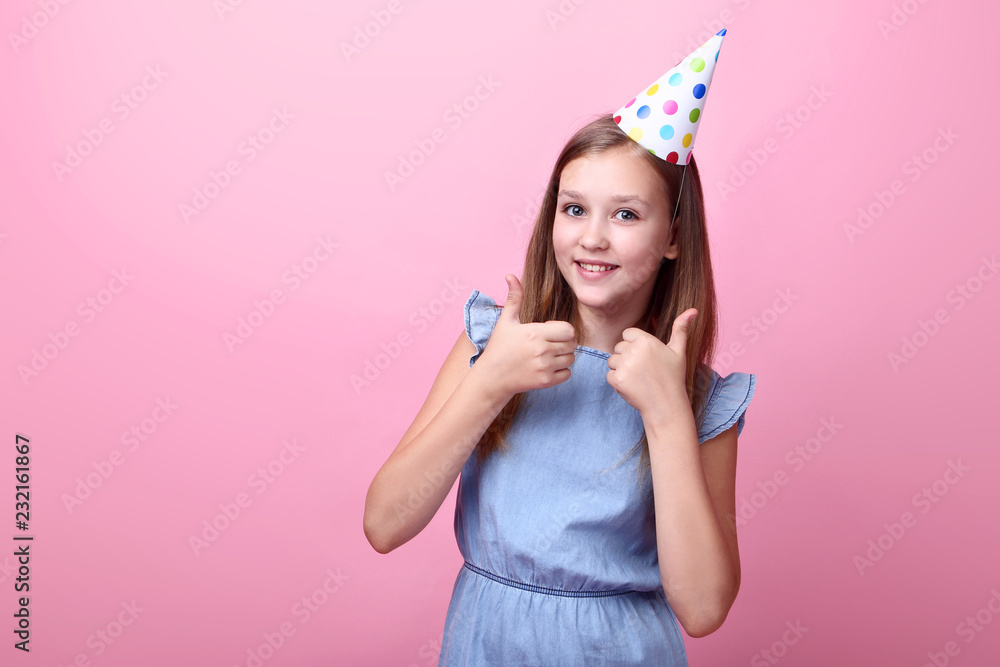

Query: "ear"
left=663, top=224, right=680, bottom=261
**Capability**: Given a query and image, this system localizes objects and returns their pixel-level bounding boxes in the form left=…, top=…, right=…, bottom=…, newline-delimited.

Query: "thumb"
left=500, top=274, right=524, bottom=324
left=669, top=308, right=697, bottom=353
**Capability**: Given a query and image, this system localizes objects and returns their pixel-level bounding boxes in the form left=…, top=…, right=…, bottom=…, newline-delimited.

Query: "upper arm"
left=393, top=329, right=478, bottom=455
left=700, top=423, right=741, bottom=588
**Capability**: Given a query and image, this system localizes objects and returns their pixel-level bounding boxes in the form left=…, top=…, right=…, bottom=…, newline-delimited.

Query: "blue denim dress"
left=438, top=289, right=757, bottom=666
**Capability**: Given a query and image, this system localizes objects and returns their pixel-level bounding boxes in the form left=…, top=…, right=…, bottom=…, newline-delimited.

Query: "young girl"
left=364, top=29, right=756, bottom=665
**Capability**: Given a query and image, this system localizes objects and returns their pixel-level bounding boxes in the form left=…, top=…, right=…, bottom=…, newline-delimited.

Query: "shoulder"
left=463, top=289, right=503, bottom=367
left=698, top=366, right=758, bottom=444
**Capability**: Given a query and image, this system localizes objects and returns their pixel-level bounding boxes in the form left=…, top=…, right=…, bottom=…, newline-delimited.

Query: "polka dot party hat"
left=613, top=28, right=728, bottom=165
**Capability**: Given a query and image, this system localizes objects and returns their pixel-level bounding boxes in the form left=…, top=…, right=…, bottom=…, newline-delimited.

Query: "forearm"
left=644, top=395, right=739, bottom=636
left=364, top=364, right=511, bottom=553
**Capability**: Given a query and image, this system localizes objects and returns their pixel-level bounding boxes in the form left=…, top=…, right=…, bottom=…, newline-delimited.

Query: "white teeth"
left=578, top=262, right=616, bottom=272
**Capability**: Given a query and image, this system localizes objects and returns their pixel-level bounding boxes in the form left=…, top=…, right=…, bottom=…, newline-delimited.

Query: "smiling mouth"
left=576, top=261, right=619, bottom=272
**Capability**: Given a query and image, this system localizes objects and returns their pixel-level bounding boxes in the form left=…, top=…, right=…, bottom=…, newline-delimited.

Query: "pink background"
left=3, top=0, right=999, bottom=665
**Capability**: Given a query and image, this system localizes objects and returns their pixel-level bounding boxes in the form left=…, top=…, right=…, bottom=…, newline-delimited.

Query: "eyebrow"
left=556, top=189, right=651, bottom=208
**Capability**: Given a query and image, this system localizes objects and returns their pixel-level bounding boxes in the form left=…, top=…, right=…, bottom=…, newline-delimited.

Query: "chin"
left=572, top=288, right=617, bottom=309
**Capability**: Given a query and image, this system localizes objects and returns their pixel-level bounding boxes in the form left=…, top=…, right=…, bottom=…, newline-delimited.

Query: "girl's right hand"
left=477, top=274, right=577, bottom=398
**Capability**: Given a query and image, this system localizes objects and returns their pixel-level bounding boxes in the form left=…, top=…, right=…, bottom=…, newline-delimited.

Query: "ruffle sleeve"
left=698, top=369, right=757, bottom=444
left=463, top=289, right=503, bottom=367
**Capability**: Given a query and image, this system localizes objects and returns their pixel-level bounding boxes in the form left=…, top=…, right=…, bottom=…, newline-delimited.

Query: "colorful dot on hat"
left=613, top=115, right=622, bottom=124
left=663, top=100, right=678, bottom=115
left=691, top=58, right=705, bottom=73
left=659, top=125, right=674, bottom=140
left=646, top=84, right=659, bottom=96
left=636, top=105, right=650, bottom=119
left=689, top=108, right=700, bottom=123
left=693, top=83, right=706, bottom=99
left=648, top=148, right=656, bottom=155
left=715, top=49, right=720, bottom=62
left=668, top=73, right=682, bottom=86
left=624, top=97, right=636, bottom=108
left=682, top=133, right=692, bottom=147
left=628, top=127, right=643, bottom=141
left=666, top=151, right=679, bottom=163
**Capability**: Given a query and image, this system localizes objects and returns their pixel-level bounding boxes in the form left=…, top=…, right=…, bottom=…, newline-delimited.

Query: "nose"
left=579, top=215, right=609, bottom=250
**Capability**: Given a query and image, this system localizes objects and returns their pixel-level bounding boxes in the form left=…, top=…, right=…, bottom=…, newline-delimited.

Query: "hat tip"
left=717, top=28, right=727, bottom=36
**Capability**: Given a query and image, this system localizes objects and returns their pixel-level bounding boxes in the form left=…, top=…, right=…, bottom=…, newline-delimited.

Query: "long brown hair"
left=474, top=113, right=720, bottom=493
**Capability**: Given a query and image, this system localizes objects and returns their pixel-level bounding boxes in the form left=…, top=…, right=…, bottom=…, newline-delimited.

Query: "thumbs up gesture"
left=606, top=308, right=698, bottom=417
left=477, top=274, right=578, bottom=400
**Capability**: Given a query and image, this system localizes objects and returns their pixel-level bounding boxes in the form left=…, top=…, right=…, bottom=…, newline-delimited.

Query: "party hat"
left=613, top=29, right=727, bottom=165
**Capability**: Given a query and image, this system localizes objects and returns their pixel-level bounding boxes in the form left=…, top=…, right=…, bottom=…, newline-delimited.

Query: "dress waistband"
left=462, top=560, right=641, bottom=598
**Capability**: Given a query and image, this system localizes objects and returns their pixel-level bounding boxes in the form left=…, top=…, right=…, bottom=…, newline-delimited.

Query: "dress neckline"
left=575, top=345, right=611, bottom=359
left=572, top=316, right=657, bottom=360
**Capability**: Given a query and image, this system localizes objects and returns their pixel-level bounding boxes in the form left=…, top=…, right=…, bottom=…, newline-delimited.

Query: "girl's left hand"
left=606, top=308, right=697, bottom=416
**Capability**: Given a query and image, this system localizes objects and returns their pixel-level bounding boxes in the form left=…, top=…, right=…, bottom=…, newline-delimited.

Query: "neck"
left=576, top=301, right=651, bottom=355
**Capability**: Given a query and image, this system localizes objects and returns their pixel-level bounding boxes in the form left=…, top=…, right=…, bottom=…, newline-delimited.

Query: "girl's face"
left=552, top=147, right=679, bottom=331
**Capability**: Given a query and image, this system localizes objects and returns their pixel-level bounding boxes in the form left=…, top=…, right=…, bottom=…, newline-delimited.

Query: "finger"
left=668, top=308, right=698, bottom=354
left=539, top=366, right=573, bottom=388
left=541, top=321, right=576, bottom=343
left=500, top=274, right=524, bottom=324
left=552, top=350, right=577, bottom=368
left=553, top=340, right=578, bottom=356
left=620, top=327, right=641, bottom=342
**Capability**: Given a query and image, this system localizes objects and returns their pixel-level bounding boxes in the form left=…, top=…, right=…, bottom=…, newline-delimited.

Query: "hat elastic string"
left=665, top=163, right=687, bottom=253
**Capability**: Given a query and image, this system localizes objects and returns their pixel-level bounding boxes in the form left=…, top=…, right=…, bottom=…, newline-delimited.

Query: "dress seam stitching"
left=701, top=372, right=756, bottom=441
left=463, top=560, right=642, bottom=598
